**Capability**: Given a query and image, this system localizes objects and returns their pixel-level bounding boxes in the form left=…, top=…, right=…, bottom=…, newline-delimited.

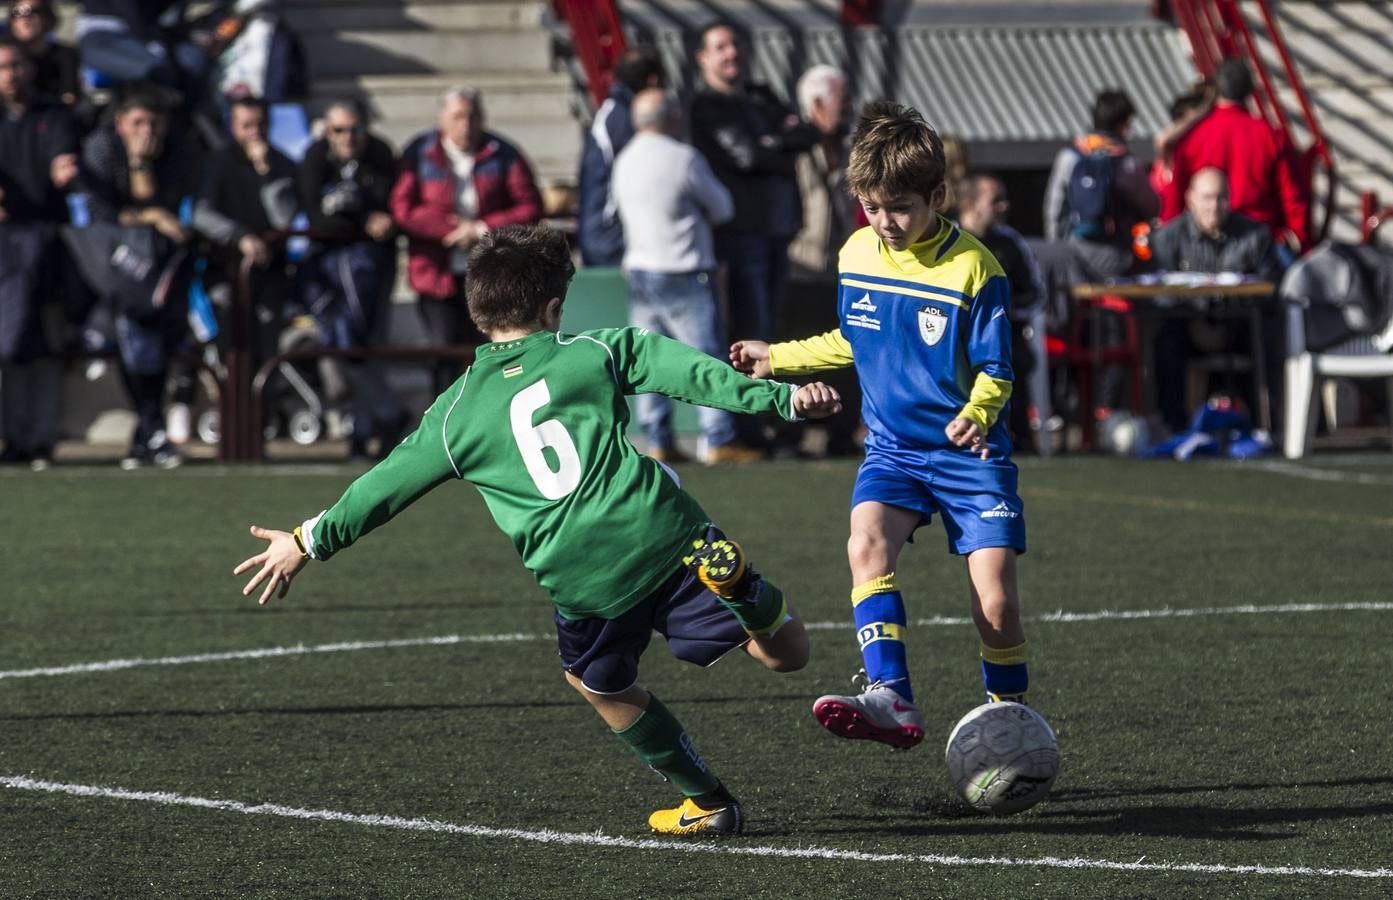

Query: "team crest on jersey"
left=917, top=305, right=948, bottom=346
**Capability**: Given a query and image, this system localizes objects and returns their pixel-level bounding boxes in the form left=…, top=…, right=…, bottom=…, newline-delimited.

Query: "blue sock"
left=852, top=574, right=912, bottom=703
left=980, top=641, right=1029, bottom=701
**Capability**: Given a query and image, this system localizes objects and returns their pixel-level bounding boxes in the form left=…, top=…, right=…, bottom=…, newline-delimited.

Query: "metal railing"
left=1360, top=191, right=1393, bottom=243
left=217, top=231, right=478, bottom=462
left=1167, top=0, right=1337, bottom=245
left=552, top=0, right=627, bottom=108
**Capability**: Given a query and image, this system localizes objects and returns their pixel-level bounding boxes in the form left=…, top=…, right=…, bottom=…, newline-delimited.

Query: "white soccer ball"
left=945, top=701, right=1059, bottom=814
left=1098, top=410, right=1150, bottom=457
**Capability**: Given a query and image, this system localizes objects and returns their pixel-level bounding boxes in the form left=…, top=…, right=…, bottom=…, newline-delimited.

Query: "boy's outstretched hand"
left=234, top=525, right=307, bottom=605
left=730, top=340, right=773, bottom=378
left=946, top=417, right=990, bottom=459
left=794, top=382, right=843, bottom=418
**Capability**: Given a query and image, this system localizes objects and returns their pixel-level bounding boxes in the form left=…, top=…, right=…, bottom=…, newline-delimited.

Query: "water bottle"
left=287, top=211, right=310, bottom=263
left=67, top=193, right=91, bottom=228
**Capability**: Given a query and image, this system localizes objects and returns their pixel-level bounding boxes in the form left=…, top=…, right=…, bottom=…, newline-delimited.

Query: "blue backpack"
left=1067, top=149, right=1120, bottom=240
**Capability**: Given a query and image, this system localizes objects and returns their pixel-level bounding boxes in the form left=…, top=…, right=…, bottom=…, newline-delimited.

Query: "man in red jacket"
left=390, top=87, right=543, bottom=392
left=1160, top=59, right=1309, bottom=253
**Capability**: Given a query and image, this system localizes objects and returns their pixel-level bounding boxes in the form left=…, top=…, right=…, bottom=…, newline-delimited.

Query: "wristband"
left=292, top=526, right=309, bottom=559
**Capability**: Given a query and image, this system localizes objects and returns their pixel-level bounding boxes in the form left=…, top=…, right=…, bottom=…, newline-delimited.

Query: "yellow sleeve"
left=768, top=329, right=854, bottom=375
left=956, top=373, right=1014, bottom=430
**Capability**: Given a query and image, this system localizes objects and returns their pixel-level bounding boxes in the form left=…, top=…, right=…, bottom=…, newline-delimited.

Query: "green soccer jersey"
left=299, top=327, right=800, bottom=620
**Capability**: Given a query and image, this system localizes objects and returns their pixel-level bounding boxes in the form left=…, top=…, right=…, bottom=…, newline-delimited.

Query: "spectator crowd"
left=0, top=7, right=1336, bottom=471
left=0, top=0, right=544, bottom=470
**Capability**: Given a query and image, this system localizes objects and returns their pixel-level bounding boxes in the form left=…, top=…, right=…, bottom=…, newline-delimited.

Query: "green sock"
left=612, top=694, right=720, bottom=798
left=722, top=577, right=787, bottom=635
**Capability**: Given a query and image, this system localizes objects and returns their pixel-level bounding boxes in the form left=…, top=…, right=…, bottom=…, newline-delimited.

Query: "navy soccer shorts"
left=851, top=443, right=1027, bottom=555
left=555, top=526, right=750, bottom=695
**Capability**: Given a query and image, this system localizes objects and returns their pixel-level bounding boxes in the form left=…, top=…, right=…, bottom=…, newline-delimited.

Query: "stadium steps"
left=282, top=0, right=544, bottom=33
left=284, top=0, right=579, bottom=185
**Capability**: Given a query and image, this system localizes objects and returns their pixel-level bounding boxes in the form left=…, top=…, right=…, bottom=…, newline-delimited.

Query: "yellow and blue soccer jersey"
left=772, top=216, right=1015, bottom=455
left=769, top=216, right=1025, bottom=554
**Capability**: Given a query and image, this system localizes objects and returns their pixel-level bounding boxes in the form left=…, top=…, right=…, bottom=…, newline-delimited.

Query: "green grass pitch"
left=1, top=455, right=1391, bottom=898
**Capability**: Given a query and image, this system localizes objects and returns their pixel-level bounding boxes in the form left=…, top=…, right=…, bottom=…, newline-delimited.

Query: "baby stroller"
left=266, top=312, right=352, bottom=445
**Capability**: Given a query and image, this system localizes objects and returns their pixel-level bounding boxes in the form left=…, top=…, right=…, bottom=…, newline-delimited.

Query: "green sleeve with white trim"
left=301, top=394, right=458, bottom=561
left=594, top=327, right=801, bottom=421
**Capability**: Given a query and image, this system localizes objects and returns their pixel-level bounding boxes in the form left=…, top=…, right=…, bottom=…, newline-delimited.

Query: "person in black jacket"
left=190, top=93, right=296, bottom=391
left=4, top=1, right=79, bottom=104
left=0, top=37, right=77, bottom=469
left=81, top=88, right=198, bottom=468
left=957, top=173, right=1049, bottom=450
left=193, top=95, right=296, bottom=264
left=1150, top=167, right=1285, bottom=433
left=298, top=99, right=405, bottom=459
left=576, top=47, right=664, bottom=267
left=688, top=21, right=817, bottom=457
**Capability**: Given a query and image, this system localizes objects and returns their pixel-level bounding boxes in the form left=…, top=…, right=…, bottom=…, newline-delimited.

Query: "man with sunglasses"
left=299, top=98, right=405, bottom=459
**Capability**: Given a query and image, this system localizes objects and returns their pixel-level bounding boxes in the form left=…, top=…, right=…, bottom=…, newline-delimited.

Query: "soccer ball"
left=1098, top=410, right=1150, bottom=457
left=944, top=702, right=1059, bottom=814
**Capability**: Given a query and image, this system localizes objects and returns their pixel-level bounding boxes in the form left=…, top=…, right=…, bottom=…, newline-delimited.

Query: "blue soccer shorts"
left=851, top=444, right=1027, bottom=556
left=555, top=526, right=750, bottom=695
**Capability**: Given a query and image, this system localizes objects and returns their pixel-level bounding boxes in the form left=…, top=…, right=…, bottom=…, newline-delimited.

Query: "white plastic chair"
left=1282, top=297, right=1393, bottom=459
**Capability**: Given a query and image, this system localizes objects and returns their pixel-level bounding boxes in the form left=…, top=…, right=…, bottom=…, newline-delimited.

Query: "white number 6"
left=509, top=379, right=582, bottom=499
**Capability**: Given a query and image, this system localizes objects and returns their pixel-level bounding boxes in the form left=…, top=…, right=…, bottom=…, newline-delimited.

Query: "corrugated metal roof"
left=633, top=22, right=1198, bottom=146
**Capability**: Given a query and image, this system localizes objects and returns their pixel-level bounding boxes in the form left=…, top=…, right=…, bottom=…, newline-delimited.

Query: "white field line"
left=2, top=774, right=1389, bottom=879
left=0, top=464, right=354, bottom=478
left=1241, top=460, right=1393, bottom=486
left=3, top=601, right=1391, bottom=682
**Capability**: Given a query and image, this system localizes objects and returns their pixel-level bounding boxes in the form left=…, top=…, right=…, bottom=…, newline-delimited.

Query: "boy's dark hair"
left=1091, top=89, right=1135, bottom=134
left=845, top=100, right=946, bottom=203
left=1214, top=58, right=1253, bottom=102
left=613, top=47, right=664, bottom=93
left=466, top=225, right=575, bottom=333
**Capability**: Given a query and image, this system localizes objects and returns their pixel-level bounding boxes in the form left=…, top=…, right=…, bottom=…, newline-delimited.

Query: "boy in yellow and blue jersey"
left=732, top=101, right=1030, bottom=749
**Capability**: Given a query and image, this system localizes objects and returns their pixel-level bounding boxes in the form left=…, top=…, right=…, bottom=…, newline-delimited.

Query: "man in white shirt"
left=612, top=88, right=758, bottom=465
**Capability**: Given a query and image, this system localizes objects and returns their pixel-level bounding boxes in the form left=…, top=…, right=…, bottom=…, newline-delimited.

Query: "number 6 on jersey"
left=510, top=379, right=582, bottom=499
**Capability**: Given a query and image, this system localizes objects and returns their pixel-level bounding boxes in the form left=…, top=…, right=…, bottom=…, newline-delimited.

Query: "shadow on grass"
left=102, top=599, right=481, bottom=618
left=0, top=692, right=816, bottom=722
left=0, top=701, right=572, bottom=720
left=818, top=776, right=1393, bottom=841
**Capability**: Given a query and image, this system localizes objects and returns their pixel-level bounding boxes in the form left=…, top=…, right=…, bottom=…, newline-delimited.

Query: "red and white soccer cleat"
left=813, top=676, right=925, bottom=750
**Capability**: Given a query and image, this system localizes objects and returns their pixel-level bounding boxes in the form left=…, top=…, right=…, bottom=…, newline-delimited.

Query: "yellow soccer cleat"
left=648, top=796, right=744, bottom=836
left=682, top=538, right=748, bottom=599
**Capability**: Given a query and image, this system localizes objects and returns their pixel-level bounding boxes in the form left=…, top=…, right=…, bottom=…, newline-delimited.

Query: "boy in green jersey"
left=235, top=224, right=843, bottom=836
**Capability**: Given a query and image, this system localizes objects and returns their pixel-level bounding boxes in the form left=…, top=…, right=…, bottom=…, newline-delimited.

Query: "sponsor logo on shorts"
left=851, top=293, right=878, bottom=312
left=980, top=501, right=1019, bottom=519
left=846, top=313, right=881, bottom=331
